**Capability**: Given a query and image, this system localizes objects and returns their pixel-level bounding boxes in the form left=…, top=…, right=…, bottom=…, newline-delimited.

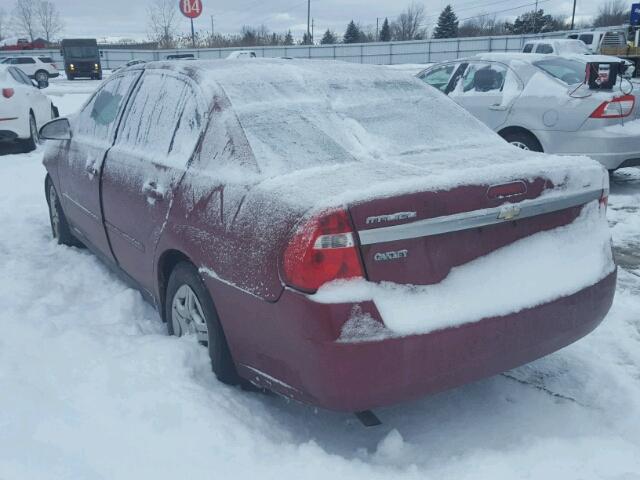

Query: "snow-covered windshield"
left=217, top=63, right=497, bottom=176
left=557, top=40, right=590, bottom=55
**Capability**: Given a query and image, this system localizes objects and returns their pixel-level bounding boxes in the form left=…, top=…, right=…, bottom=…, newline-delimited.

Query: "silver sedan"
left=418, top=53, right=640, bottom=170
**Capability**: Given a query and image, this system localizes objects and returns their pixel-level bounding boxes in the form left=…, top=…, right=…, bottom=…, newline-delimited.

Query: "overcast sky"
left=22, top=0, right=609, bottom=40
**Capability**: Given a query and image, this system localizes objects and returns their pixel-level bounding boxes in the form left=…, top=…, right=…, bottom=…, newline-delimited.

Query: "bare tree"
left=592, top=0, right=629, bottom=27
left=392, top=3, right=427, bottom=41
left=147, top=0, right=179, bottom=49
left=37, top=1, right=63, bottom=43
left=0, top=8, right=6, bottom=41
left=13, top=0, right=39, bottom=41
left=458, top=14, right=502, bottom=38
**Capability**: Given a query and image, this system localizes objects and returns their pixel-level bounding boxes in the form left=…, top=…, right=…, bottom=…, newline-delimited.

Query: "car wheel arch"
left=497, top=126, right=544, bottom=152
left=157, top=249, right=196, bottom=323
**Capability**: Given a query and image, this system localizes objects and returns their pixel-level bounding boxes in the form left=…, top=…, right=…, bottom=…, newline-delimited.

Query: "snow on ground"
left=1, top=78, right=640, bottom=479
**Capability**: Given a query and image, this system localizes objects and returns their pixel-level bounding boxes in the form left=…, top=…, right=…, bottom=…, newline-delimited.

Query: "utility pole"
left=532, top=0, right=539, bottom=34
left=311, top=18, right=315, bottom=43
left=376, top=17, right=380, bottom=41
left=211, top=15, right=214, bottom=38
left=307, top=0, right=311, bottom=42
left=570, top=0, right=577, bottom=30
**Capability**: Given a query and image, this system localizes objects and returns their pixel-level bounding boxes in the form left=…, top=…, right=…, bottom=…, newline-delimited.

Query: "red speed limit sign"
left=179, top=0, right=203, bottom=18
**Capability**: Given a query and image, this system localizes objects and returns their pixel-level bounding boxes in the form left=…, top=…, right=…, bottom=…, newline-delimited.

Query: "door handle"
left=142, top=181, right=165, bottom=201
left=86, top=165, right=99, bottom=178
left=489, top=104, right=507, bottom=111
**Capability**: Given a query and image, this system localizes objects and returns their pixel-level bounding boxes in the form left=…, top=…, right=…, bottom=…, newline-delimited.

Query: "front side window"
left=418, top=64, right=458, bottom=92
left=74, top=73, right=139, bottom=139
left=535, top=44, right=554, bottom=54
left=534, top=58, right=586, bottom=85
left=579, top=34, right=594, bottom=45
left=115, top=72, right=204, bottom=167
left=454, top=63, right=507, bottom=94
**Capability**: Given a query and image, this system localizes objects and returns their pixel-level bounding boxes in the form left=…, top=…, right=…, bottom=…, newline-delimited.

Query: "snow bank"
left=315, top=202, right=614, bottom=337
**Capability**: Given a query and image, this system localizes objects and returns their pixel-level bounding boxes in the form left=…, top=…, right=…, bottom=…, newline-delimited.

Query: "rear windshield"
left=533, top=58, right=585, bottom=85
left=216, top=66, right=497, bottom=175
left=579, top=34, right=594, bottom=45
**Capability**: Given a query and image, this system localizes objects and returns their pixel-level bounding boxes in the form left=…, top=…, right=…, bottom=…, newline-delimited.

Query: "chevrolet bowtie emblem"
left=497, top=204, right=521, bottom=220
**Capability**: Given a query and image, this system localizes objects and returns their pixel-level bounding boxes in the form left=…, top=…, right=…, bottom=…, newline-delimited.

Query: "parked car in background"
left=60, top=38, right=102, bottom=80
left=166, top=53, right=195, bottom=60
left=522, top=39, right=635, bottom=77
left=567, top=29, right=640, bottom=76
left=227, top=50, right=257, bottom=59
left=418, top=53, right=640, bottom=170
left=39, top=60, right=615, bottom=414
left=113, top=59, right=147, bottom=72
left=0, top=65, right=56, bottom=152
left=0, top=56, right=60, bottom=82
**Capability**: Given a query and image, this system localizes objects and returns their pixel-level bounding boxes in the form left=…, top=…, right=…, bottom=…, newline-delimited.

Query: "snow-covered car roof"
left=473, top=51, right=628, bottom=67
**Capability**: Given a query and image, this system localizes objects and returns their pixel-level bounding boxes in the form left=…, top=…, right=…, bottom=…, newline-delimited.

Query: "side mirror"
left=39, top=117, right=72, bottom=141
left=37, top=78, right=49, bottom=89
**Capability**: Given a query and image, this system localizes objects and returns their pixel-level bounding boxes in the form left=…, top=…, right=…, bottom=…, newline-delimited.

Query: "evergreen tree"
left=505, top=9, right=557, bottom=34
left=320, top=29, right=338, bottom=44
left=433, top=5, right=459, bottom=38
left=301, top=32, right=313, bottom=45
left=379, top=17, right=391, bottom=41
left=343, top=20, right=361, bottom=43
left=283, top=30, right=294, bottom=45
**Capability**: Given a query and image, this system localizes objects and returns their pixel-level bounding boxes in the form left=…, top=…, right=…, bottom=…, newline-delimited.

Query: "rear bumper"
left=212, top=270, right=617, bottom=412
left=0, top=116, right=28, bottom=140
left=534, top=125, right=640, bottom=170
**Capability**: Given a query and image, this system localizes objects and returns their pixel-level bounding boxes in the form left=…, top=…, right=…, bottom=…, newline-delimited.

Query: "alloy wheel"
left=35, top=71, right=48, bottom=83
left=171, top=284, right=209, bottom=342
left=510, top=141, right=530, bottom=150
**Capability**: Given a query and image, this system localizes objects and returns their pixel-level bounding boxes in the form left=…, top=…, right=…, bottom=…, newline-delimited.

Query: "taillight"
left=590, top=94, right=635, bottom=119
left=599, top=189, right=608, bottom=211
left=2, top=88, right=14, bottom=98
left=282, top=209, right=364, bottom=292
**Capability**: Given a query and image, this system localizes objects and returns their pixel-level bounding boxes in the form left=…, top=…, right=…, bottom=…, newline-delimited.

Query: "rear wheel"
left=500, top=130, right=543, bottom=152
left=166, top=262, right=240, bottom=385
left=20, top=113, right=38, bottom=153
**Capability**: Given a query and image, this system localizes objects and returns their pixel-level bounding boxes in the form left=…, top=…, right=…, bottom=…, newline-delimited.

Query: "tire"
left=46, top=178, right=80, bottom=247
left=20, top=113, right=38, bottom=153
left=165, top=262, right=240, bottom=385
left=66, top=73, right=74, bottom=81
left=34, top=70, right=49, bottom=83
left=500, top=130, right=543, bottom=152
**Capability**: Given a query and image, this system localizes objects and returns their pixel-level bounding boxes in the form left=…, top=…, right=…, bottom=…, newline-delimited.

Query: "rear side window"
left=579, top=34, right=594, bottom=45
left=16, top=57, right=36, bottom=64
left=74, top=73, right=140, bottom=139
left=115, top=72, right=203, bottom=167
left=38, top=57, right=54, bottom=63
left=523, top=44, right=534, bottom=53
left=9, top=67, right=33, bottom=85
left=534, top=58, right=585, bottom=85
left=535, top=44, right=554, bottom=54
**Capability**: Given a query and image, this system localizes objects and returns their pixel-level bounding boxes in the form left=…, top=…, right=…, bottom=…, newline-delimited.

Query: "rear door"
left=448, top=62, right=520, bottom=130
left=58, top=71, right=141, bottom=259
left=9, top=67, right=49, bottom=126
left=100, top=70, right=205, bottom=293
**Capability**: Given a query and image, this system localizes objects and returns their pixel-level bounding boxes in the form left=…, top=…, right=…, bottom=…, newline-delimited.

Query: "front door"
left=448, top=62, right=519, bottom=131
left=58, top=71, right=141, bottom=259
left=101, top=71, right=205, bottom=293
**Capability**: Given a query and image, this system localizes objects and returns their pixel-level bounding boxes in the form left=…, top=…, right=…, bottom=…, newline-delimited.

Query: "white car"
left=226, top=50, right=257, bottom=59
left=523, top=39, right=635, bottom=77
left=0, top=65, right=57, bottom=152
left=0, top=56, right=60, bottom=82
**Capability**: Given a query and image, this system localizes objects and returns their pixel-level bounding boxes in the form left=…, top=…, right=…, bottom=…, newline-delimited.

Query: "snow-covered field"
left=1, top=78, right=640, bottom=479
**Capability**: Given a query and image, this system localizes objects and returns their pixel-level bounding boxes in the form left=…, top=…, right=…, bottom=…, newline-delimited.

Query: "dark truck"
left=60, top=39, right=102, bottom=80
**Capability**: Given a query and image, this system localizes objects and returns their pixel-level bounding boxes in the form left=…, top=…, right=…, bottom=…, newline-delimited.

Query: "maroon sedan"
left=40, top=60, right=616, bottom=414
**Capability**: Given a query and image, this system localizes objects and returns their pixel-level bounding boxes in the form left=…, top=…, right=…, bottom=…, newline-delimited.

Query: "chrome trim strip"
left=62, top=192, right=99, bottom=221
left=357, top=188, right=602, bottom=246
